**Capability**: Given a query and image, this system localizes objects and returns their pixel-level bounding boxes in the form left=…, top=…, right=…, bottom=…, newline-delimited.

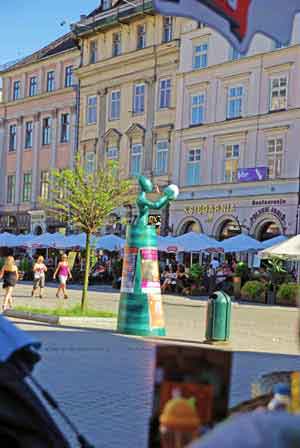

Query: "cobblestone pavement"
left=11, top=318, right=300, bottom=448
left=8, top=282, right=300, bottom=355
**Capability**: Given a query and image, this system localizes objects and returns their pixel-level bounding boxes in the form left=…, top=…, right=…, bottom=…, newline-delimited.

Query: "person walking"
left=32, top=256, right=48, bottom=299
left=0, top=256, right=19, bottom=311
left=53, top=254, right=72, bottom=299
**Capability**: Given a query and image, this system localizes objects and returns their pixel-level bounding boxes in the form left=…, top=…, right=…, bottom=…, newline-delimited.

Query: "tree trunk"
left=81, top=231, right=91, bottom=312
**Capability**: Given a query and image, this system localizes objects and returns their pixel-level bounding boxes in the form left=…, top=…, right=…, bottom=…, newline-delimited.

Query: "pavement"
left=4, top=282, right=300, bottom=447
left=7, top=281, right=300, bottom=355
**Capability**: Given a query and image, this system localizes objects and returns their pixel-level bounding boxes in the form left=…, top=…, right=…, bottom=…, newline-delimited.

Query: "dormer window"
left=102, top=0, right=111, bottom=10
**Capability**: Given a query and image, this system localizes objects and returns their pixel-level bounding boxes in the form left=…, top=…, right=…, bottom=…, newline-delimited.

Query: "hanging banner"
left=153, top=0, right=300, bottom=54
left=141, top=248, right=161, bottom=293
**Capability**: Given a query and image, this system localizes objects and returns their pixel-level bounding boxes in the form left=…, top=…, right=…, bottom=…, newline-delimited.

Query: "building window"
left=107, top=146, right=119, bottom=160
left=40, top=171, right=49, bottom=200
left=13, top=81, right=21, bottom=100
left=60, top=113, right=70, bottom=143
left=227, top=86, right=243, bottom=119
left=186, top=149, right=201, bottom=186
left=89, top=40, right=98, bottom=64
left=133, top=83, right=145, bottom=114
left=229, top=46, right=242, bottom=60
left=110, top=90, right=120, bottom=120
left=193, top=43, right=208, bottom=69
left=9, top=124, right=17, bottom=152
left=85, top=152, right=96, bottom=174
left=22, top=172, right=32, bottom=202
left=46, top=71, right=55, bottom=92
left=7, top=175, right=16, bottom=204
left=42, top=117, right=52, bottom=145
left=131, top=143, right=142, bottom=176
left=268, top=138, right=283, bottom=179
left=190, top=94, right=205, bottom=125
left=159, top=79, right=171, bottom=109
left=156, top=140, right=168, bottom=175
left=65, top=65, right=73, bottom=87
left=87, top=96, right=97, bottom=125
left=25, top=121, right=33, bottom=149
left=112, top=32, right=121, bottom=57
left=29, top=76, right=38, bottom=97
left=272, top=40, right=286, bottom=50
left=225, top=144, right=240, bottom=183
left=137, top=24, right=146, bottom=49
left=102, top=0, right=111, bottom=10
left=269, top=76, right=288, bottom=111
left=162, top=16, right=172, bottom=43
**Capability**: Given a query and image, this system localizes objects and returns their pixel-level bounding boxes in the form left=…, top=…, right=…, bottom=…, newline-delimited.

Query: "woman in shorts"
left=0, top=256, right=19, bottom=311
left=32, top=256, right=47, bottom=298
left=53, top=254, right=72, bottom=299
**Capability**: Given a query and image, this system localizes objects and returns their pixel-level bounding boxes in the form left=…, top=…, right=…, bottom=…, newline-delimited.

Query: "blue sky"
left=0, top=0, right=98, bottom=65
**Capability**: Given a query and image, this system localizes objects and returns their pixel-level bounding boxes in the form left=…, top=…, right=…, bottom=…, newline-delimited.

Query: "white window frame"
left=65, top=65, right=73, bottom=87
left=162, top=16, right=172, bottom=43
left=137, top=24, right=147, bottom=49
left=159, top=79, right=171, bottom=109
left=7, top=174, right=16, bottom=204
left=110, top=90, right=121, bottom=121
left=86, top=96, right=97, bottom=125
left=133, top=83, right=145, bottom=114
left=9, top=124, right=17, bottom=152
left=229, top=46, right=242, bottom=61
left=227, top=85, right=244, bottom=119
left=186, top=149, right=201, bottom=186
left=60, top=113, right=70, bottom=143
left=42, top=117, right=52, bottom=145
left=22, top=172, right=32, bottom=202
left=85, top=152, right=96, bottom=174
left=13, top=81, right=21, bottom=100
left=112, top=32, right=121, bottom=57
left=107, top=146, right=119, bottom=161
left=25, top=121, right=33, bottom=149
left=224, top=144, right=240, bottom=183
left=190, top=93, right=205, bottom=125
left=131, top=143, right=143, bottom=176
left=40, top=171, right=49, bottom=200
left=192, top=42, right=208, bottom=70
left=29, top=76, right=38, bottom=97
left=267, top=137, right=284, bottom=179
left=156, top=140, right=168, bottom=175
left=269, top=75, right=288, bottom=111
left=46, top=71, right=55, bottom=92
left=89, top=40, right=98, bottom=64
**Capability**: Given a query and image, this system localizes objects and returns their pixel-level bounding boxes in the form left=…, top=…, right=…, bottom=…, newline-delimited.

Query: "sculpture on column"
left=117, top=176, right=179, bottom=336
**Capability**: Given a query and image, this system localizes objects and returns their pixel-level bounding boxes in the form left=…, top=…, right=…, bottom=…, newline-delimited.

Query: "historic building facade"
left=72, top=0, right=180, bottom=233
left=0, top=34, right=79, bottom=234
left=170, top=17, right=300, bottom=240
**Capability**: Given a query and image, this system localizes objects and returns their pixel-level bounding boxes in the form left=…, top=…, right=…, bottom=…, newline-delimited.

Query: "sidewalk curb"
left=4, top=310, right=117, bottom=329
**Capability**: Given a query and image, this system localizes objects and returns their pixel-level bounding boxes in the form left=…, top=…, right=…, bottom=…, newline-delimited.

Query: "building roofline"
left=0, top=32, right=79, bottom=75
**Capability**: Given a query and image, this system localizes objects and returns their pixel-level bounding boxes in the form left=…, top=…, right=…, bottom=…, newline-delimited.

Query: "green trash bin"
left=205, top=290, right=231, bottom=342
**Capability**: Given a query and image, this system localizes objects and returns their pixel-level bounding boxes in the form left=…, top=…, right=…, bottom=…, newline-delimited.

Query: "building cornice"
left=3, top=86, right=76, bottom=108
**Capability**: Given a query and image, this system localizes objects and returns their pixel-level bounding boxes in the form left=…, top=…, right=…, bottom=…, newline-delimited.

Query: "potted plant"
left=111, top=258, right=123, bottom=289
left=18, top=258, right=32, bottom=281
left=241, top=280, right=266, bottom=303
left=266, top=257, right=288, bottom=305
left=276, top=283, right=299, bottom=306
left=233, top=262, right=249, bottom=299
left=188, top=264, right=205, bottom=296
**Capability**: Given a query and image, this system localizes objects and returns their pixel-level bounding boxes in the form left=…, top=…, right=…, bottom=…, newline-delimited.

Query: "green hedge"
left=241, top=280, right=266, bottom=301
left=277, top=283, right=300, bottom=303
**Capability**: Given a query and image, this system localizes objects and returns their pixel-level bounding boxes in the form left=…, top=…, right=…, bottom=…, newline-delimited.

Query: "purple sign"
left=237, top=167, right=268, bottom=182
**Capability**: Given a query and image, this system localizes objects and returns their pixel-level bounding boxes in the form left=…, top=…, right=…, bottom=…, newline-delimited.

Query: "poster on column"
left=120, top=246, right=138, bottom=293
left=141, top=248, right=161, bottom=293
left=149, top=294, right=164, bottom=330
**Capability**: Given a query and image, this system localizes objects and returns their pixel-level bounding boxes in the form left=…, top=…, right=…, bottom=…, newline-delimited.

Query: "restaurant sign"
left=237, top=167, right=268, bottom=182
left=250, top=207, right=286, bottom=226
left=184, top=203, right=235, bottom=216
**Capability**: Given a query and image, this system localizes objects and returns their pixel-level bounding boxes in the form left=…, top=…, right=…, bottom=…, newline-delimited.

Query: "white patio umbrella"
left=260, top=235, right=288, bottom=250
left=12, top=234, right=35, bottom=248
left=157, top=235, right=184, bottom=253
left=260, top=235, right=300, bottom=260
left=175, top=231, right=222, bottom=252
left=220, top=234, right=263, bottom=253
left=96, top=235, right=125, bottom=251
left=63, top=233, right=97, bottom=249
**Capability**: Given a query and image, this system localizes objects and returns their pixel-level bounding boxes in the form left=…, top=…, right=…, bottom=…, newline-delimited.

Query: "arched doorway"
left=33, top=224, right=43, bottom=235
left=217, top=219, right=241, bottom=241
left=256, top=221, right=282, bottom=241
left=177, top=218, right=202, bottom=235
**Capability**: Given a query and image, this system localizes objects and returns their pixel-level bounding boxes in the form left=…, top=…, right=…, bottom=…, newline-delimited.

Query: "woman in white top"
left=32, top=256, right=47, bottom=299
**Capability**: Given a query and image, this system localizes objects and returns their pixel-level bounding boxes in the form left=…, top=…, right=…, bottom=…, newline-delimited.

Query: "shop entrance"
left=178, top=219, right=202, bottom=235
left=218, top=219, right=241, bottom=241
left=256, top=221, right=282, bottom=241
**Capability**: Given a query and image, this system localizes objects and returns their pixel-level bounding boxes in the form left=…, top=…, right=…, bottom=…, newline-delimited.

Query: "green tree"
left=42, top=159, right=133, bottom=311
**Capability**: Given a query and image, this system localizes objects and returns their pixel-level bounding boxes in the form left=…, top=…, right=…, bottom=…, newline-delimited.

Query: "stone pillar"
left=0, top=118, right=6, bottom=204
left=70, top=105, right=77, bottom=168
left=32, top=113, right=41, bottom=205
left=15, top=116, right=24, bottom=206
left=50, top=108, right=59, bottom=170
left=144, top=78, right=155, bottom=173
left=97, top=89, right=107, bottom=168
